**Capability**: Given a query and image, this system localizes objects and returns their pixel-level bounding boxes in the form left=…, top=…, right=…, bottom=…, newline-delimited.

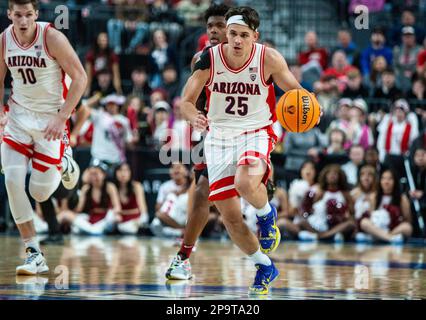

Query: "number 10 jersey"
left=3, top=22, right=68, bottom=114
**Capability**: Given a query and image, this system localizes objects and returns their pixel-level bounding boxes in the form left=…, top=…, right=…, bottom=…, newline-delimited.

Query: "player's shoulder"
left=44, top=23, right=70, bottom=52
left=193, top=45, right=214, bottom=72
left=44, top=23, right=65, bottom=41
left=264, top=46, right=284, bottom=62
left=192, top=45, right=213, bottom=63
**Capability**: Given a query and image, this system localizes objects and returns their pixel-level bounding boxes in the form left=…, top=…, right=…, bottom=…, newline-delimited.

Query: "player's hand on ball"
left=44, top=113, right=67, bottom=141
left=192, top=112, right=208, bottom=132
left=308, top=92, right=322, bottom=126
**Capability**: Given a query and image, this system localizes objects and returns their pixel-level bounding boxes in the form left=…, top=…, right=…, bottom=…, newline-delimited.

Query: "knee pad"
left=29, top=167, right=61, bottom=202
left=2, top=165, right=34, bottom=225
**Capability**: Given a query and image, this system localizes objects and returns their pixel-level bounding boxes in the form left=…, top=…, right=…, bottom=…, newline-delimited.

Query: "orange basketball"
left=276, top=89, right=321, bottom=133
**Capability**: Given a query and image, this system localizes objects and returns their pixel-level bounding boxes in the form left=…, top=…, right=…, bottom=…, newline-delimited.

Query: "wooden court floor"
left=0, top=235, right=425, bottom=300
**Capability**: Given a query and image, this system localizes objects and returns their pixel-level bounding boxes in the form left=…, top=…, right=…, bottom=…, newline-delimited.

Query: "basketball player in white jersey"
left=166, top=3, right=229, bottom=281
left=0, top=0, right=87, bottom=275
left=181, top=6, right=320, bottom=294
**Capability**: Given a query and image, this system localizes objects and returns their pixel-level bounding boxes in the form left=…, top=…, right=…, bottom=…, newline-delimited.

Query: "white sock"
left=256, top=202, right=272, bottom=217
left=23, top=237, right=40, bottom=252
left=249, top=248, right=271, bottom=266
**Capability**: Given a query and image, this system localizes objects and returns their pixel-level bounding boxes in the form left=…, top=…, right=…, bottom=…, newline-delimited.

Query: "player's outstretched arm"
left=265, top=47, right=302, bottom=92
left=42, top=27, right=87, bottom=141
left=181, top=68, right=210, bottom=131
left=266, top=47, right=323, bottom=124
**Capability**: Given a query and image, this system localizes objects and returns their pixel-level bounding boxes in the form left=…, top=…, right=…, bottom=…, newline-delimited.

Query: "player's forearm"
left=278, top=75, right=303, bottom=92
left=181, top=100, right=199, bottom=123
left=59, top=75, right=87, bottom=120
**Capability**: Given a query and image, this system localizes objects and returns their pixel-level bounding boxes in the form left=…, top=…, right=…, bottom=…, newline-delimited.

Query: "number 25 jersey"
left=205, top=43, right=276, bottom=133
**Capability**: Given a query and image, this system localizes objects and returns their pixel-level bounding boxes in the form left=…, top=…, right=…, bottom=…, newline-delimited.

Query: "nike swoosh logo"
left=36, top=261, right=43, bottom=267
left=217, top=71, right=225, bottom=75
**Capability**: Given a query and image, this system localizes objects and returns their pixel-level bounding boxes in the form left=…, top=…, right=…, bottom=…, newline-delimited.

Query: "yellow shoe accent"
left=260, top=224, right=281, bottom=254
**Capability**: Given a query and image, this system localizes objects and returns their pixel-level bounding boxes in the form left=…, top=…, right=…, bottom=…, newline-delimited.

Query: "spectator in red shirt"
left=85, top=32, right=122, bottom=97
left=298, top=31, right=329, bottom=70
left=298, top=31, right=329, bottom=89
left=323, top=50, right=356, bottom=92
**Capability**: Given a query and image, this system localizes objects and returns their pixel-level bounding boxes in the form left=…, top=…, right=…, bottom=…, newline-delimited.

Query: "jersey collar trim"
left=218, top=43, right=256, bottom=74
left=11, top=23, right=40, bottom=50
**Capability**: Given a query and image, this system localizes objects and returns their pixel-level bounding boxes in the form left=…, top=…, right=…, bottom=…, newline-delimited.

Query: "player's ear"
left=253, top=31, right=259, bottom=42
left=7, top=9, right=12, bottom=21
left=34, top=10, right=39, bottom=20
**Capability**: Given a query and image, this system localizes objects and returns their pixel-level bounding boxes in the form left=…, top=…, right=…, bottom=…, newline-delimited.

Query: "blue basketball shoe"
left=249, top=261, right=279, bottom=295
left=257, top=204, right=281, bottom=254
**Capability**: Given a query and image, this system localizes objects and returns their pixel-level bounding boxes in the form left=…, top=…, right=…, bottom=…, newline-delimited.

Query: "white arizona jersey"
left=205, top=43, right=276, bottom=133
left=3, top=22, right=68, bottom=114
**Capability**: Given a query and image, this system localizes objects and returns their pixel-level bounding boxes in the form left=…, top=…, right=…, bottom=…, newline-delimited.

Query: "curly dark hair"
left=318, top=164, right=349, bottom=192
left=225, top=6, right=260, bottom=31
left=204, top=3, right=230, bottom=22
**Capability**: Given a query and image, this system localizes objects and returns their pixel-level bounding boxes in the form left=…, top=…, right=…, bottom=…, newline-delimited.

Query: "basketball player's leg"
left=180, top=172, right=210, bottom=255
left=28, top=167, right=62, bottom=203
left=29, top=134, right=66, bottom=203
left=39, top=184, right=74, bottom=244
left=166, top=170, right=210, bottom=280
left=1, top=143, right=49, bottom=275
left=235, top=132, right=280, bottom=254
left=214, top=196, right=279, bottom=295
left=214, top=197, right=259, bottom=254
left=234, top=160, right=268, bottom=208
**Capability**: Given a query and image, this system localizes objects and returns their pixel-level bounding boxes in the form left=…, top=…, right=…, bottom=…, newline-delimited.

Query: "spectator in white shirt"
left=377, top=99, right=419, bottom=162
left=89, top=94, right=137, bottom=174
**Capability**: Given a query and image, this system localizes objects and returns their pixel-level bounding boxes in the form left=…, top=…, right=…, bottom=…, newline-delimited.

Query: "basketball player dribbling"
left=180, top=6, right=319, bottom=294
left=0, top=0, right=87, bottom=275
left=166, top=3, right=229, bottom=281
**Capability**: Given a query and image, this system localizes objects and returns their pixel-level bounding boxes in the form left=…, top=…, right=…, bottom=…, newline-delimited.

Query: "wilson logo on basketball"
left=286, top=105, right=295, bottom=115
left=301, top=96, right=310, bottom=124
